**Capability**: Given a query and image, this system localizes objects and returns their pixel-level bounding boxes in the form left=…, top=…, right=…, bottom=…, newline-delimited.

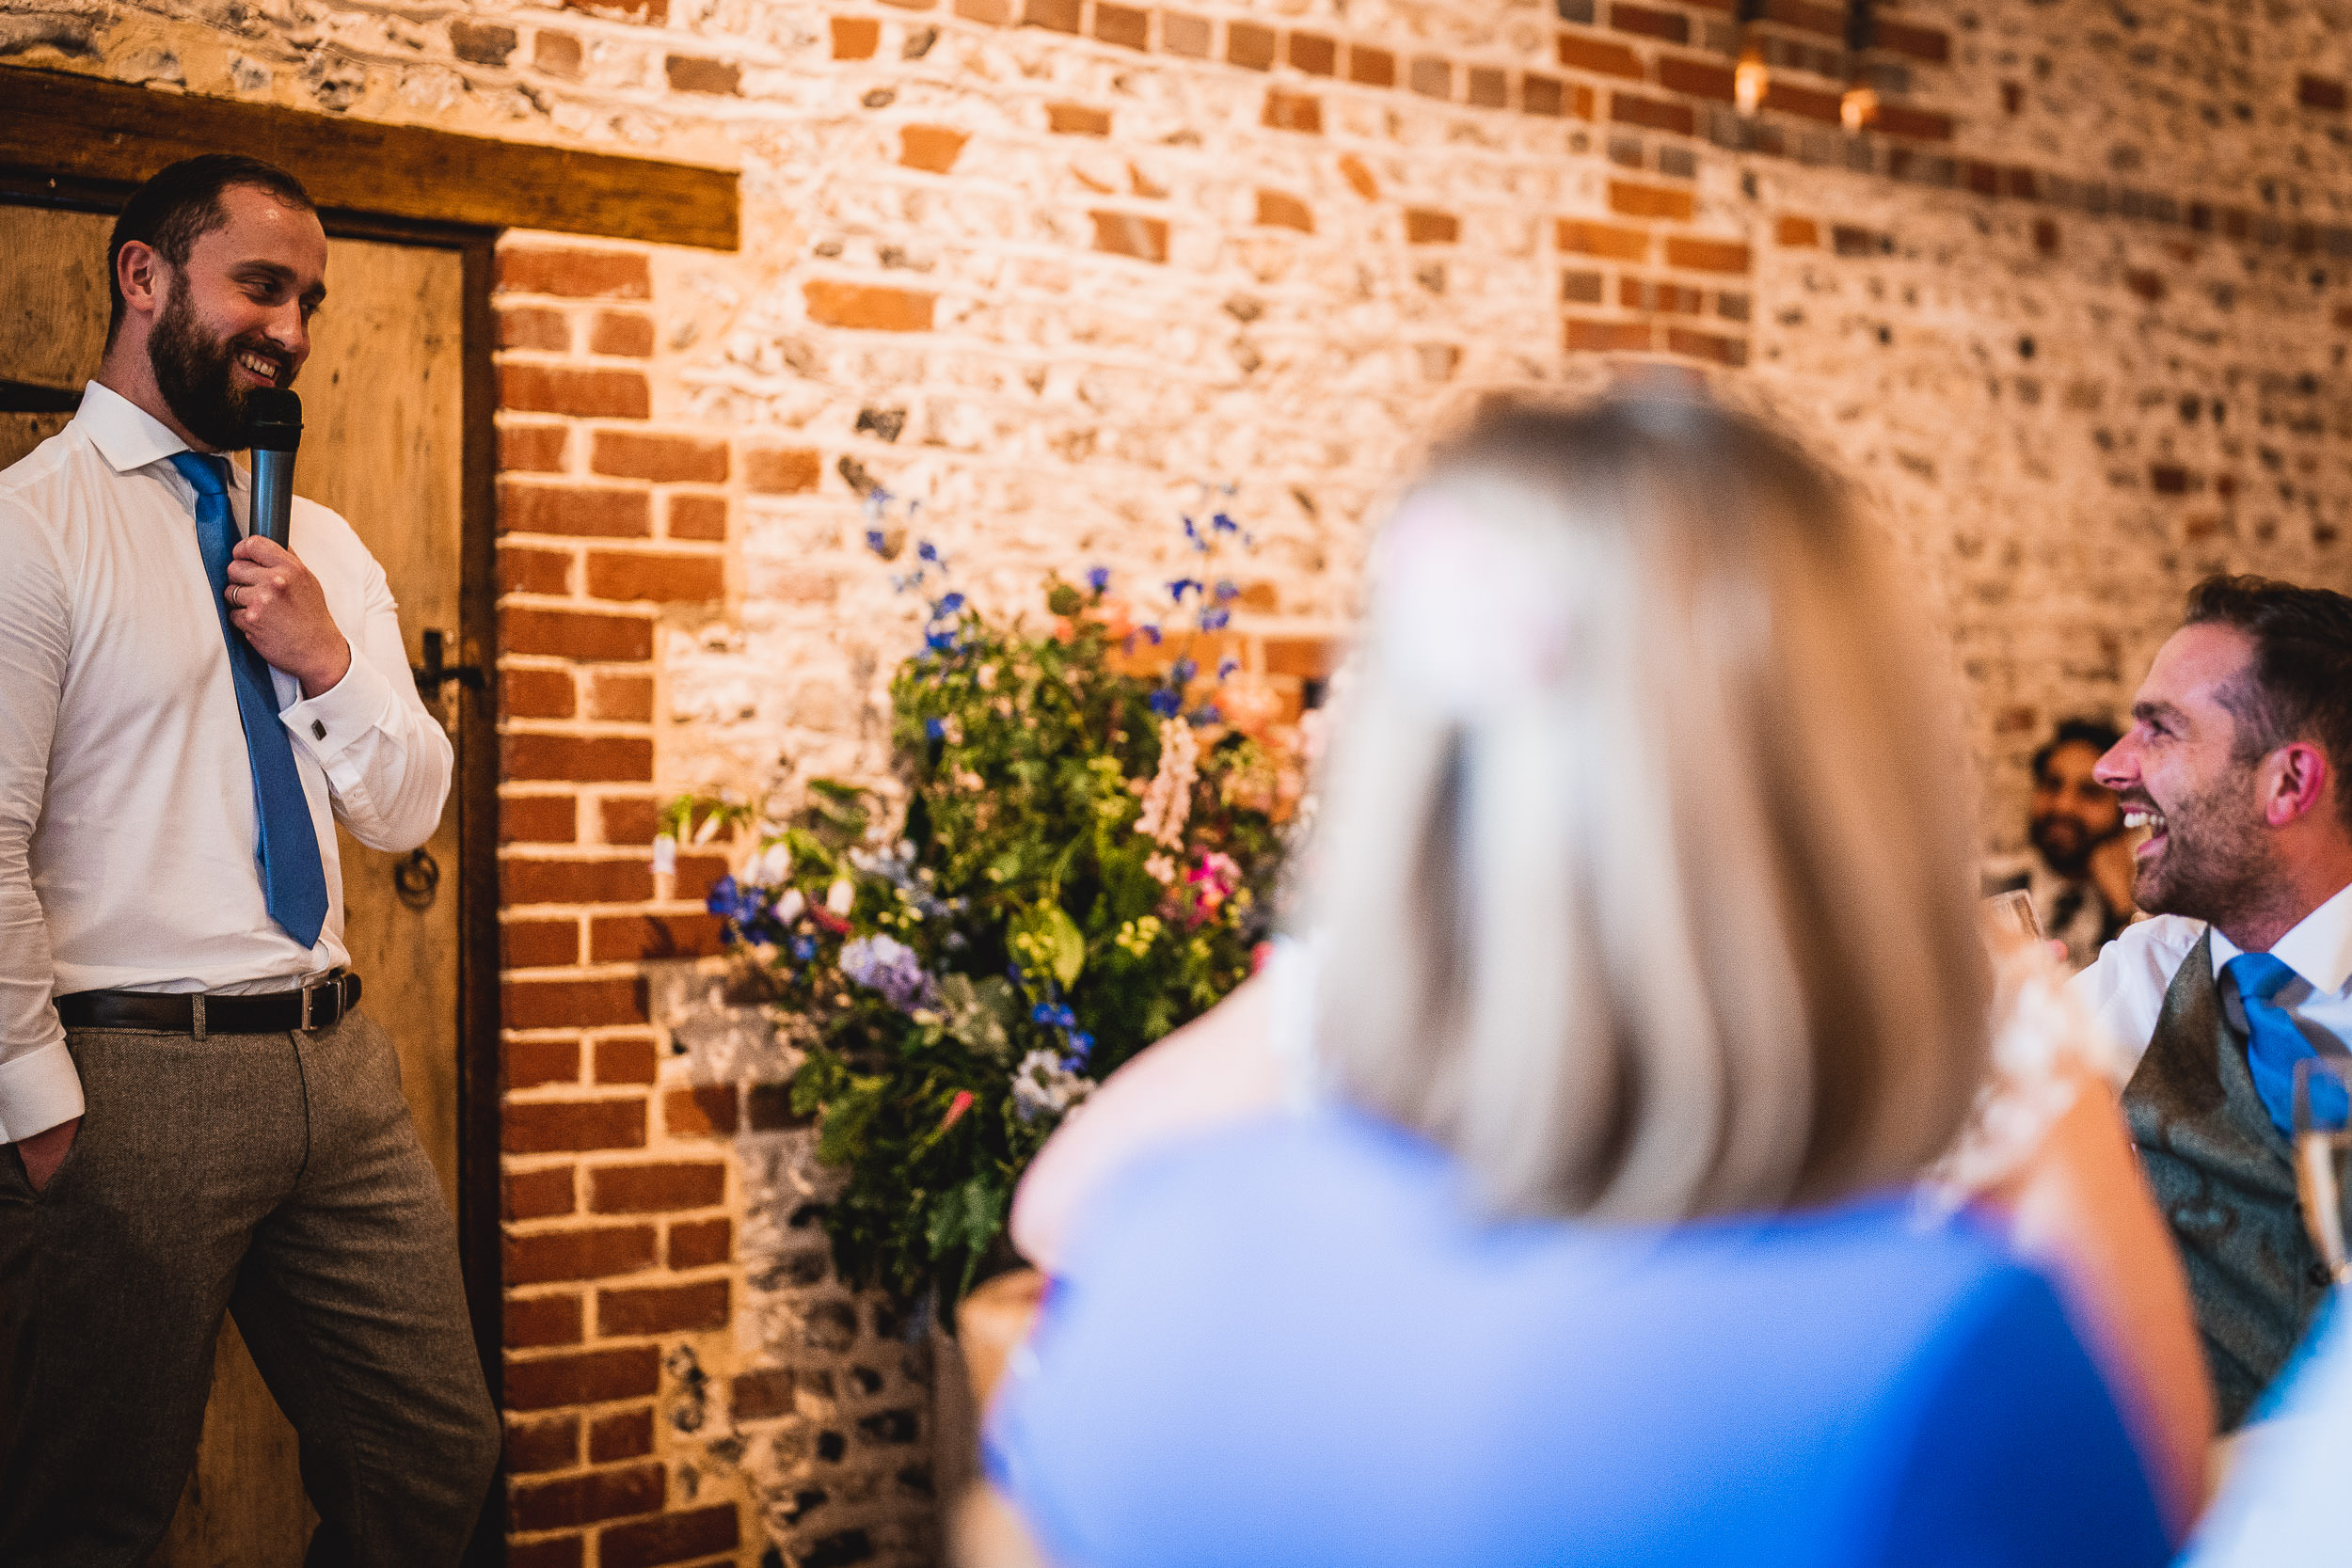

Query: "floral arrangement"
left=669, top=499, right=1307, bottom=1308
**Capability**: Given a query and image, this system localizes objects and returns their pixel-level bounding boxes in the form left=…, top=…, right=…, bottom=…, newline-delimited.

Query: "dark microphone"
left=246, top=388, right=302, bottom=548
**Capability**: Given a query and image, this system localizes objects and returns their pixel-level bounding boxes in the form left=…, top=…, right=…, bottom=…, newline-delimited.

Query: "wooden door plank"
left=0, top=64, right=738, bottom=250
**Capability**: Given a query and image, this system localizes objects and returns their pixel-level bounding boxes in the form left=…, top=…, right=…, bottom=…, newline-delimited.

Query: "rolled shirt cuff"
left=280, top=642, right=396, bottom=768
left=0, top=1039, right=85, bottom=1143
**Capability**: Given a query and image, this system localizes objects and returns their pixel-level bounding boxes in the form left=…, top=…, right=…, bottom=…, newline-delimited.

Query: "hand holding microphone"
left=229, top=388, right=351, bottom=699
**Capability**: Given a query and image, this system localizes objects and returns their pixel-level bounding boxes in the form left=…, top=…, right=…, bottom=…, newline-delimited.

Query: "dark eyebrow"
left=2131, top=699, right=2186, bottom=728
left=233, top=260, right=326, bottom=307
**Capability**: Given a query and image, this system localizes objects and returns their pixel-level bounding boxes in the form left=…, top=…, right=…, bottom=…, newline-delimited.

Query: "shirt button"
left=311, top=721, right=326, bottom=740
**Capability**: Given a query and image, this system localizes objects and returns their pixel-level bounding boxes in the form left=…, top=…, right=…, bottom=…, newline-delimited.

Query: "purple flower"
left=840, top=934, right=938, bottom=1013
left=1087, top=565, right=1112, bottom=593
left=866, top=530, right=889, bottom=555
left=1199, top=607, right=1230, bottom=631
left=1167, top=578, right=1202, bottom=603
left=917, top=540, right=940, bottom=562
left=1214, top=579, right=1238, bottom=602
left=1148, top=688, right=1183, bottom=718
left=1140, top=625, right=1163, bottom=646
left=1191, top=703, right=1222, bottom=726
left=1171, top=657, right=1198, bottom=685
left=1217, top=656, right=1239, bottom=680
left=1065, top=1031, right=1093, bottom=1062
left=1211, top=512, right=1238, bottom=534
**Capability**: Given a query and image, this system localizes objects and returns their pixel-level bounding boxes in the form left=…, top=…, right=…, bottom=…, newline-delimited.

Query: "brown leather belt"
left=55, top=972, right=362, bottom=1037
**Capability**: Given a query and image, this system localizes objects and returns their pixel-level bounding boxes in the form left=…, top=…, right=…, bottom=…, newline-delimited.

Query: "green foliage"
left=681, top=575, right=1292, bottom=1310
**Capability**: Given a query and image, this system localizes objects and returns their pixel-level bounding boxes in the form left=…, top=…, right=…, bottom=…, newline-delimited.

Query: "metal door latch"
left=411, top=629, right=485, bottom=699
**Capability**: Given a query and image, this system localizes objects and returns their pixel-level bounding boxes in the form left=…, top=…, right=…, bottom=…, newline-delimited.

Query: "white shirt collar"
left=2209, top=878, right=2352, bottom=998
left=74, top=379, right=246, bottom=490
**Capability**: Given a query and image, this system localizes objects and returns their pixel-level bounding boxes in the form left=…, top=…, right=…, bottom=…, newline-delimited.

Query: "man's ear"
left=116, top=240, right=167, bottom=323
left=2264, top=740, right=2331, bottom=828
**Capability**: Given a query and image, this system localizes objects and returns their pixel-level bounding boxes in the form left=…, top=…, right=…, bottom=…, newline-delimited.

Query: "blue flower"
left=865, top=530, right=888, bottom=555
left=1171, top=657, right=1198, bottom=685
left=1140, top=625, right=1163, bottom=646
left=1214, top=579, right=1238, bottom=602
left=1148, top=687, right=1183, bottom=718
left=933, top=592, right=967, bottom=617
left=1199, top=607, right=1230, bottom=631
left=1181, top=515, right=1199, bottom=544
left=1030, top=1002, right=1076, bottom=1029
left=1217, top=656, right=1239, bottom=680
left=1211, top=512, right=1238, bottom=534
left=792, top=935, right=818, bottom=961
left=925, top=627, right=962, bottom=655
left=1168, top=578, right=1202, bottom=602
left=1065, top=1031, right=1094, bottom=1061
left=704, top=872, right=737, bottom=915
left=925, top=717, right=946, bottom=740
left=1087, top=565, right=1111, bottom=593
left=916, top=540, right=940, bottom=562
left=1191, top=703, right=1222, bottom=726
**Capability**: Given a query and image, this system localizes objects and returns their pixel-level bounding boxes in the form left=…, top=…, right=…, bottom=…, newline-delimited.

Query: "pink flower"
left=939, top=1090, right=975, bottom=1132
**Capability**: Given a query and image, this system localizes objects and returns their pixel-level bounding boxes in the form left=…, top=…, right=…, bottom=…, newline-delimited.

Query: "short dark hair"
left=106, top=154, right=315, bottom=345
left=2184, top=574, right=2352, bottom=828
left=2031, top=718, right=2122, bottom=783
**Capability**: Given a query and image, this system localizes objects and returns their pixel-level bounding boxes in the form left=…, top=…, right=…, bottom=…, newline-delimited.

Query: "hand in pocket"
left=15, top=1117, right=80, bottom=1193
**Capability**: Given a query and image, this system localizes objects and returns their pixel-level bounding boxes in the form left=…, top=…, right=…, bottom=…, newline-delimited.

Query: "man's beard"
left=2133, top=766, right=2276, bottom=927
left=2030, top=812, right=2115, bottom=879
left=148, top=282, right=290, bottom=451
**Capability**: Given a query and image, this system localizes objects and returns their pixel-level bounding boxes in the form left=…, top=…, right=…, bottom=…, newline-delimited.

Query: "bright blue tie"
left=170, top=452, right=330, bottom=949
left=2224, top=951, right=2341, bottom=1138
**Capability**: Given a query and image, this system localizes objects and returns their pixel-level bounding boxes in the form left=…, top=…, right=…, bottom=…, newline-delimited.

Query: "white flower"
left=652, top=833, right=677, bottom=875
left=1133, top=718, right=1199, bottom=848
left=826, top=878, right=855, bottom=915
left=1011, top=1049, right=1093, bottom=1124
left=776, top=888, right=807, bottom=925
left=749, top=841, right=791, bottom=886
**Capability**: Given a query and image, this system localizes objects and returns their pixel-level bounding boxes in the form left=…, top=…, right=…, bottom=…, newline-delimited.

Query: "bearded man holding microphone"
left=0, top=155, right=499, bottom=1565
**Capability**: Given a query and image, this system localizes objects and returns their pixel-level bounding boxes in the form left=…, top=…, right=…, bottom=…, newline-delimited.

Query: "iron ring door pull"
left=394, top=847, right=440, bottom=908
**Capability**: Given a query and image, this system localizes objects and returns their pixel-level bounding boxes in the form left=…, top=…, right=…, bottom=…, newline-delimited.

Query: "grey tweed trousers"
left=0, top=1009, right=501, bottom=1567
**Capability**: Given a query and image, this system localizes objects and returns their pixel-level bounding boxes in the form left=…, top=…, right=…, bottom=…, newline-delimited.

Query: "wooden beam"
left=0, top=65, right=738, bottom=250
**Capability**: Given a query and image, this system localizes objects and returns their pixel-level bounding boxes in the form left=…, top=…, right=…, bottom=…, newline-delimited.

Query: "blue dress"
left=986, top=1109, right=2169, bottom=1567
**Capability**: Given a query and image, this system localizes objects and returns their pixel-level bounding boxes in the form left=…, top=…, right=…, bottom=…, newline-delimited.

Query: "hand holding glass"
left=2293, top=1056, right=2352, bottom=1285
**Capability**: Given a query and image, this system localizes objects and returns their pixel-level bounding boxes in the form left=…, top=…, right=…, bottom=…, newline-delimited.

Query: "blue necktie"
left=169, top=452, right=330, bottom=949
left=2224, top=951, right=2344, bottom=1138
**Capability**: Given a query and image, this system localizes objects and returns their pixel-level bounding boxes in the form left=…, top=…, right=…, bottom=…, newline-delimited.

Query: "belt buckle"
left=300, top=982, right=317, bottom=1032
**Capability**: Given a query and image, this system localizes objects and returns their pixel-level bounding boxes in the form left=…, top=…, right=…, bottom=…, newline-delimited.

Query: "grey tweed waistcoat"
left=2122, top=929, right=2332, bottom=1429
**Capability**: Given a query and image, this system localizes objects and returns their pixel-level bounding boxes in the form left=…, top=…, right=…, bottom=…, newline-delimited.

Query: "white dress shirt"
left=0, top=381, right=452, bottom=1141
left=2070, top=879, right=2352, bottom=1072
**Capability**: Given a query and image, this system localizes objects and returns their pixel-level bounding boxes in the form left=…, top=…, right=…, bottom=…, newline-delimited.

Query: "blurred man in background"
left=1985, top=717, right=2137, bottom=970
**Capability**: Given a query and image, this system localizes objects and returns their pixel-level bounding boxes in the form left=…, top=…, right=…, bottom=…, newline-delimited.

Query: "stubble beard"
left=148, top=281, right=285, bottom=451
left=2133, top=765, right=2275, bottom=930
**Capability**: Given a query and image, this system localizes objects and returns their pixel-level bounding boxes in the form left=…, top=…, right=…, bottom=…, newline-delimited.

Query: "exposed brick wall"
left=27, top=1, right=2352, bottom=1563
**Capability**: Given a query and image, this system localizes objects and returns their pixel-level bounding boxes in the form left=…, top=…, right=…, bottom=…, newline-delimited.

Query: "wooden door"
left=0, top=203, right=468, bottom=1567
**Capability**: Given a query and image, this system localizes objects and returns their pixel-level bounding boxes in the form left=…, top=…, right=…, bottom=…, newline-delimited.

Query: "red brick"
left=501, top=482, right=652, bottom=540
left=1262, top=636, right=1343, bottom=680
left=1288, top=32, right=1336, bottom=75
left=506, top=1413, right=581, bottom=1475
left=501, top=544, right=575, bottom=597
left=803, top=280, right=933, bottom=331
left=507, top=1291, right=585, bottom=1348
left=594, top=1036, right=661, bottom=1085
left=587, top=672, right=654, bottom=722
left=1666, top=325, right=1748, bottom=366
left=1764, top=0, right=1844, bottom=37
left=501, top=306, right=571, bottom=352
left=586, top=550, right=725, bottom=604
left=505, top=1223, right=659, bottom=1286
left=501, top=734, right=655, bottom=785
left=503, top=1345, right=660, bottom=1411
left=1658, top=55, right=1735, bottom=101
left=898, top=125, right=969, bottom=173
left=1160, top=10, right=1210, bottom=56
left=1558, top=32, right=1645, bottom=80
left=501, top=667, right=577, bottom=721
left=592, top=432, right=728, bottom=483
left=500, top=423, right=570, bottom=474
left=513, top=1463, right=666, bottom=1531
left=500, top=365, right=651, bottom=420
left=498, top=248, right=652, bottom=300
left=584, top=311, right=653, bottom=360
left=590, top=913, right=728, bottom=964
left=1405, top=209, right=1459, bottom=245
left=1226, top=20, right=1275, bottom=69
left=1610, top=3, right=1688, bottom=42
left=1558, top=218, right=1650, bottom=261
left=672, top=853, right=727, bottom=903
left=501, top=793, right=579, bottom=846
left=1875, top=17, right=1947, bottom=62
left=1090, top=211, right=1168, bottom=262
left=1262, top=90, right=1322, bottom=134
left=590, top=1406, right=657, bottom=1463
left=1775, top=214, right=1820, bottom=246
left=2125, top=268, right=2167, bottom=303
left=534, top=32, right=581, bottom=78
left=505, top=1164, right=579, bottom=1222
left=599, top=798, right=661, bottom=846
left=748, top=1082, right=807, bottom=1131
left=742, top=447, right=821, bottom=494
left=505, top=978, right=649, bottom=1033
left=664, top=55, right=740, bottom=94
left=1608, top=180, right=1693, bottom=221
left=1566, top=317, right=1657, bottom=353
left=1521, top=72, right=1566, bottom=117
left=503, top=1096, right=649, bottom=1154
left=1346, top=45, right=1394, bottom=87
left=598, top=1505, right=740, bottom=1568
left=731, top=1369, right=795, bottom=1420
left=1763, top=79, right=1842, bottom=124
left=598, top=1279, right=729, bottom=1336
left=506, top=1035, right=582, bottom=1087
left=591, top=1162, right=728, bottom=1213
left=2152, top=464, right=2195, bottom=495
left=1254, top=190, right=1312, bottom=232
left=1610, top=92, right=1693, bottom=135
left=667, top=1217, right=732, bottom=1269
left=1467, top=67, right=1507, bottom=108
left=1093, top=3, right=1148, bottom=49
left=831, top=15, right=880, bottom=58
left=1870, top=102, right=1952, bottom=140
left=665, top=493, right=728, bottom=541
left=663, top=1086, right=739, bottom=1137
left=501, top=856, right=653, bottom=905
left=501, top=605, right=654, bottom=663
left=1665, top=236, right=1752, bottom=273
left=1047, top=102, right=1111, bottom=135
left=1023, top=0, right=1080, bottom=31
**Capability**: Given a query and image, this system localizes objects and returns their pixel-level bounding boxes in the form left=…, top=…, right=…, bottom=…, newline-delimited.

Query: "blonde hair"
left=1309, top=394, right=1989, bottom=1224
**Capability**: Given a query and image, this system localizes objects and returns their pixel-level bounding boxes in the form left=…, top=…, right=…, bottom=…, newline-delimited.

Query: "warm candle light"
left=1840, top=82, right=1879, bottom=132
left=1735, top=40, right=1770, bottom=116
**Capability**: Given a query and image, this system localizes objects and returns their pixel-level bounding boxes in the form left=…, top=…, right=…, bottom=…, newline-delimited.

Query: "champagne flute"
left=2293, top=1056, right=2352, bottom=1284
